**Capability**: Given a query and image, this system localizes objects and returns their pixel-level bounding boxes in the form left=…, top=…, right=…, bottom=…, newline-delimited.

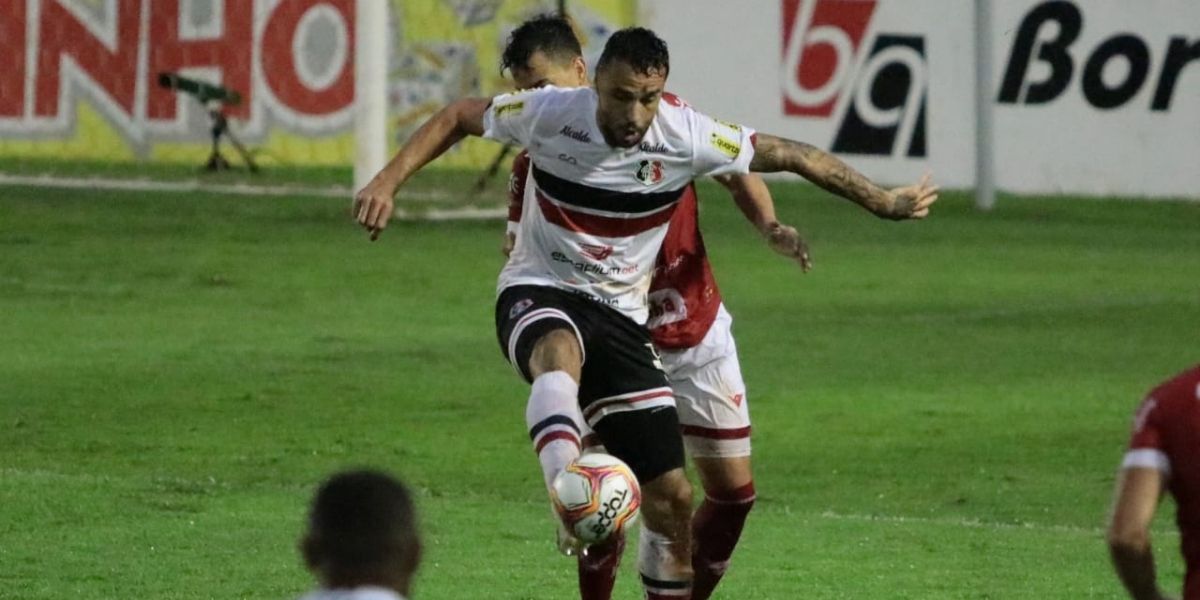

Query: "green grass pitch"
left=1, top=180, right=1198, bottom=598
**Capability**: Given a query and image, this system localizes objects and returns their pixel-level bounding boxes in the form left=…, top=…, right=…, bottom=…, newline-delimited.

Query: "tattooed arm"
left=747, top=133, right=938, bottom=220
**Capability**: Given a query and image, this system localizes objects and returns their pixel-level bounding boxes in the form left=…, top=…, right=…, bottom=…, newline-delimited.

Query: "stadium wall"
left=643, top=0, right=1200, bottom=199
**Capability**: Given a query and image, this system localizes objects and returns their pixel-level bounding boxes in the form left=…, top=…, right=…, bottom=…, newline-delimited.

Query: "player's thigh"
left=496, top=285, right=586, bottom=382
left=578, top=308, right=683, bottom=485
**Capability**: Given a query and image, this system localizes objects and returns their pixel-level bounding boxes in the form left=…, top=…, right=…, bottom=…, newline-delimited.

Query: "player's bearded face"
left=594, top=62, right=666, bottom=148
left=511, top=51, right=588, bottom=90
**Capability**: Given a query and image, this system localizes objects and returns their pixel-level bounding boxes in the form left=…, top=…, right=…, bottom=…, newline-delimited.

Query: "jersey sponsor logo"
left=568, top=289, right=619, bottom=306
left=579, top=243, right=615, bottom=261
left=655, top=254, right=687, bottom=278
left=559, top=125, right=593, bottom=143
left=997, top=1, right=1197, bottom=111
left=647, top=288, right=688, bottom=329
left=635, top=159, right=665, bottom=185
left=495, top=101, right=525, bottom=118
left=638, top=141, right=669, bottom=154
left=552, top=251, right=638, bottom=276
left=709, top=133, right=741, bottom=158
left=509, top=298, right=535, bottom=319
left=780, top=0, right=929, bottom=158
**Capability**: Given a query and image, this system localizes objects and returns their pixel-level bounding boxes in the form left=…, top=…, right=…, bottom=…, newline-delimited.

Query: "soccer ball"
left=551, top=453, right=641, bottom=545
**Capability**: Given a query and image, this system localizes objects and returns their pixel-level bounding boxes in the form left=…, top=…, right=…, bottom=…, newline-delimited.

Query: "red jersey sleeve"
left=508, top=150, right=531, bottom=224
left=1129, top=395, right=1164, bottom=451
left=1124, top=394, right=1170, bottom=473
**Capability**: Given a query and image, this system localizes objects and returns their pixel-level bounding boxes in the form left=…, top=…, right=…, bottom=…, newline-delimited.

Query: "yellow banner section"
left=0, top=0, right=635, bottom=170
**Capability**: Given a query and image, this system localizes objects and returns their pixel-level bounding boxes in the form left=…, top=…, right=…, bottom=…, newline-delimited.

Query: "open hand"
left=883, top=173, right=939, bottom=220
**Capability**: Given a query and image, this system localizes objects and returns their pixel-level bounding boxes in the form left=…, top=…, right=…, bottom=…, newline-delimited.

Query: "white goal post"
left=353, top=0, right=390, bottom=194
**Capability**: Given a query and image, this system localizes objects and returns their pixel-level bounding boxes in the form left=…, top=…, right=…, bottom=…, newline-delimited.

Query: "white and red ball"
left=551, top=453, right=641, bottom=544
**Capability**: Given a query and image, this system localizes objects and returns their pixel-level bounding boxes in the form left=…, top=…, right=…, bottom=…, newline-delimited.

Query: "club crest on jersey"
left=509, top=298, right=534, bottom=319
left=635, top=159, right=665, bottom=185
left=579, top=243, right=614, bottom=261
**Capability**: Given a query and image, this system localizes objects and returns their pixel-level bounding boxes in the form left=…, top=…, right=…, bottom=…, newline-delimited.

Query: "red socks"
left=690, top=482, right=756, bottom=600
left=578, top=534, right=625, bottom=600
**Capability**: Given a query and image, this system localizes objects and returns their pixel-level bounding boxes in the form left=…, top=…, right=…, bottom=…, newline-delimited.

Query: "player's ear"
left=572, top=56, right=587, bottom=84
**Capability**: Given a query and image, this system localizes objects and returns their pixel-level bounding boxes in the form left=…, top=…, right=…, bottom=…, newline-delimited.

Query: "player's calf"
left=639, top=468, right=695, bottom=599
left=689, top=455, right=755, bottom=600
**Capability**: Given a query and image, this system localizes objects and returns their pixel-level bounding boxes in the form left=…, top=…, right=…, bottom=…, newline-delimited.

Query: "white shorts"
left=660, top=304, right=751, bottom=458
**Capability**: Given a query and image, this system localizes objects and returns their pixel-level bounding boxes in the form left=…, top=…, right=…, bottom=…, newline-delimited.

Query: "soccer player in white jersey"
left=354, top=27, right=937, bottom=599
left=497, top=16, right=809, bottom=600
left=298, top=470, right=421, bottom=600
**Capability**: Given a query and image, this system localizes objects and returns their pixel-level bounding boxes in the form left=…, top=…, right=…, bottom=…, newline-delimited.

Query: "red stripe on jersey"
left=681, top=425, right=751, bottom=440
left=536, top=191, right=678, bottom=238
left=534, top=430, right=581, bottom=454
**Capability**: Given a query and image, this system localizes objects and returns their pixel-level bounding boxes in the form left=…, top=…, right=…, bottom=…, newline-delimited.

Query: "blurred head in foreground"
left=300, top=469, right=421, bottom=598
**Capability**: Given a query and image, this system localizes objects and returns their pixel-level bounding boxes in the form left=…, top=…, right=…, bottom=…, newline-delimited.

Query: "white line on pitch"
left=817, top=509, right=1179, bottom=537
left=0, top=174, right=506, bottom=220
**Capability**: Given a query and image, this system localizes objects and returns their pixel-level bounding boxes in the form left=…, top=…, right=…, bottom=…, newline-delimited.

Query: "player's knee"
left=640, top=468, right=693, bottom=526
left=528, top=328, right=582, bottom=380
left=694, top=455, right=753, bottom=496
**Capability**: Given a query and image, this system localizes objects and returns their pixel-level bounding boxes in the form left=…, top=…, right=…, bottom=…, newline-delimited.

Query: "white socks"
left=526, top=371, right=584, bottom=490
left=638, top=526, right=693, bottom=598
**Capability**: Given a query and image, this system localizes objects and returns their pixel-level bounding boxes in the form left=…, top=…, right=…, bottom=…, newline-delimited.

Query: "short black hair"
left=301, top=469, right=419, bottom=585
left=596, top=27, right=669, bottom=77
left=501, top=14, right=582, bottom=74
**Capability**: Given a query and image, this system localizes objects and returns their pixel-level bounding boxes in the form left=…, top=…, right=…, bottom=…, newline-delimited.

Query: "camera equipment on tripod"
left=157, top=72, right=258, bottom=173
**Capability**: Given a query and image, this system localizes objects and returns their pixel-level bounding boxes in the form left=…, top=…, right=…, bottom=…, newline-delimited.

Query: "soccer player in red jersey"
left=497, top=16, right=807, bottom=600
left=1110, top=364, right=1200, bottom=600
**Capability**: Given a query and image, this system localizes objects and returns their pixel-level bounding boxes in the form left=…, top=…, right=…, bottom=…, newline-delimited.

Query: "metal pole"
left=558, top=0, right=567, bottom=17
left=974, top=0, right=996, bottom=211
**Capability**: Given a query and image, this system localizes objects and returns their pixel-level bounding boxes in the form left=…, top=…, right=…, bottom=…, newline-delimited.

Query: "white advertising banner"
left=991, top=0, right=1200, bottom=198
left=642, top=0, right=1200, bottom=199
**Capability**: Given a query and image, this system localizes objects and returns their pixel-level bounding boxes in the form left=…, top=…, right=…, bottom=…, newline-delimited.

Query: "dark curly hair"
left=500, top=14, right=583, bottom=74
left=596, top=27, right=669, bottom=77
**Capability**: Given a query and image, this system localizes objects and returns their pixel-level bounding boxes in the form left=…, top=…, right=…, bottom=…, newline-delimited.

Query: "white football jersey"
left=482, top=86, right=755, bottom=324
left=297, top=587, right=406, bottom=600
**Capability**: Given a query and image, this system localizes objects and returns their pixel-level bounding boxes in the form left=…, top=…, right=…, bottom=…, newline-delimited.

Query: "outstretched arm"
left=712, top=173, right=811, bottom=272
left=1108, top=467, right=1174, bottom=600
left=354, top=98, right=491, bottom=240
left=747, top=133, right=937, bottom=220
